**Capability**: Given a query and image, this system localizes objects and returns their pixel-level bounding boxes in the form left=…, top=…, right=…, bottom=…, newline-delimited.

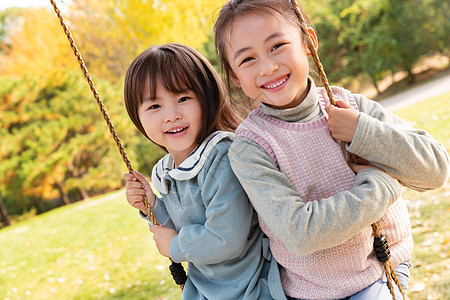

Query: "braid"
left=289, top=0, right=335, bottom=105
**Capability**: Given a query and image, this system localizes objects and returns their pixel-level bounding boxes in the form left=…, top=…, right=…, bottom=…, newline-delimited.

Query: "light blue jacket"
left=147, top=131, right=286, bottom=300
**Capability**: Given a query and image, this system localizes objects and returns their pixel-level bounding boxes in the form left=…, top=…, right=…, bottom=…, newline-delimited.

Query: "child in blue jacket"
left=123, top=43, right=286, bottom=299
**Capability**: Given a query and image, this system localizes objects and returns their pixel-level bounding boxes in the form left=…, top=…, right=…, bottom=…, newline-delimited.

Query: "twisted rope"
left=291, top=1, right=405, bottom=299
left=290, top=1, right=335, bottom=106
left=49, top=0, right=185, bottom=289
left=372, top=223, right=406, bottom=300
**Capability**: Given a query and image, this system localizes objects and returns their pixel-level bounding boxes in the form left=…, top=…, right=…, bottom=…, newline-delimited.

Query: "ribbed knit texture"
left=236, top=86, right=412, bottom=299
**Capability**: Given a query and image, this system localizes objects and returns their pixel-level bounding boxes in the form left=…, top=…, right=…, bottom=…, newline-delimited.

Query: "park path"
left=378, top=73, right=450, bottom=111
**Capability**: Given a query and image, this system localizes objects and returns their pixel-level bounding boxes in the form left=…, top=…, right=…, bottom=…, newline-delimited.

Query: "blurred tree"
left=341, top=0, right=399, bottom=91
left=308, top=0, right=446, bottom=92
left=0, top=193, right=11, bottom=227
left=68, top=0, right=225, bottom=82
left=0, top=1, right=225, bottom=82
left=201, top=30, right=220, bottom=71
left=0, top=8, right=79, bottom=78
left=302, top=0, right=357, bottom=85
left=386, top=0, right=435, bottom=83
left=428, top=0, right=450, bottom=59
left=0, top=7, right=21, bottom=55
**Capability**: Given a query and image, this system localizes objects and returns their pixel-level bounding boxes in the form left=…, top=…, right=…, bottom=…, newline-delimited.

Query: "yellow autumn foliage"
left=0, top=8, right=79, bottom=79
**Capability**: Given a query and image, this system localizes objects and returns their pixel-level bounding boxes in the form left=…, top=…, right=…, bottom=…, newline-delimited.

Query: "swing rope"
left=291, top=1, right=405, bottom=299
left=49, top=0, right=186, bottom=288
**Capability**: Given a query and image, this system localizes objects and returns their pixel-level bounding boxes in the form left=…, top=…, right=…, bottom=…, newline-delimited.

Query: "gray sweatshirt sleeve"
left=349, top=94, right=450, bottom=191
left=229, top=138, right=400, bottom=256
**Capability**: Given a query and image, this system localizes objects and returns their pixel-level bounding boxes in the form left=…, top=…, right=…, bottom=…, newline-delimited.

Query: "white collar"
left=151, top=131, right=234, bottom=194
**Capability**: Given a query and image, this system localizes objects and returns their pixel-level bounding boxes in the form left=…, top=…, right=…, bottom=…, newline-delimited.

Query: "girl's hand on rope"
left=124, top=170, right=156, bottom=216
left=149, top=225, right=178, bottom=258
left=325, top=99, right=360, bottom=142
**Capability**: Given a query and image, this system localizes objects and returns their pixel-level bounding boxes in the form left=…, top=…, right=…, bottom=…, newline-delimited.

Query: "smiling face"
left=138, top=81, right=203, bottom=166
left=225, top=12, right=316, bottom=109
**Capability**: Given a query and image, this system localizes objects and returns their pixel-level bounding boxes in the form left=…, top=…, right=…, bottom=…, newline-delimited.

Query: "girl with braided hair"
left=214, top=0, right=449, bottom=299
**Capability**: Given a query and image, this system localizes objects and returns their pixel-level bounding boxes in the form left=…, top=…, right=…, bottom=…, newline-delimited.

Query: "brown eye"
left=272, top=43, right=285, bottom=51
left=239, top=57, right=253, bottom=66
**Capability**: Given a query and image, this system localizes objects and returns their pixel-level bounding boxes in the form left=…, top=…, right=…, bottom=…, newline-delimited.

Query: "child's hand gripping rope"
left=124, top=170, right=155, bottom=216
left=325, top=99, right=360, bottom=143
left=325, top=101, right=386, bottom=174
left=124, top=171, right=179, bottom=259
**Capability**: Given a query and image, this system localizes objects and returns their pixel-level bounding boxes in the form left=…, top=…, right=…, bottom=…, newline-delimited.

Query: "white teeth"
left=167, top=127, right=185, bottom=133
left=264, top=76, right=287, bottom=89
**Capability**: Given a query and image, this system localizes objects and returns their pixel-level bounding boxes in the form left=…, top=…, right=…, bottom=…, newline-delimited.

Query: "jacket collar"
left=151, top=131, right=234, bottom=194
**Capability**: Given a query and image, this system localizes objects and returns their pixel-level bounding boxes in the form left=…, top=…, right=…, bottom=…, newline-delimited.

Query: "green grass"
left=1, top=93, right=448, bottom=300
left=0, top=191, right=181, bottom=300
left=392, top=92, right=450, bottom=300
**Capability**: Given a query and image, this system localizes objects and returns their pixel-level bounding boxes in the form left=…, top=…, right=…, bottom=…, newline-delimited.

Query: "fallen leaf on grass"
left=410, top=281, right=425, bottom=293
left=422, top=239, right=433, bottom=247
left=427, top=293, right=442, bottom=300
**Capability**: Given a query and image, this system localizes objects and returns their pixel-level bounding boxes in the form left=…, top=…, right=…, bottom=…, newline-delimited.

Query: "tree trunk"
left=78, top=186, right=90, bottom=200
left=370, top=76, right=381, bottom=95
left=55, top=182, right=71, bottom=205
left=0, top=194, right=11, bottom=227
left=406, top=69, right=415, bottom=84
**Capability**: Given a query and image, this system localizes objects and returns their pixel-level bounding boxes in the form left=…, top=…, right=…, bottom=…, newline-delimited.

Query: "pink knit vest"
left=236, top=86, right=413, bottom=299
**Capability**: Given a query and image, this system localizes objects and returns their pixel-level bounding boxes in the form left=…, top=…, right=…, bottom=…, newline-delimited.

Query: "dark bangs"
left=147, top=46, right=201, bottom=100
